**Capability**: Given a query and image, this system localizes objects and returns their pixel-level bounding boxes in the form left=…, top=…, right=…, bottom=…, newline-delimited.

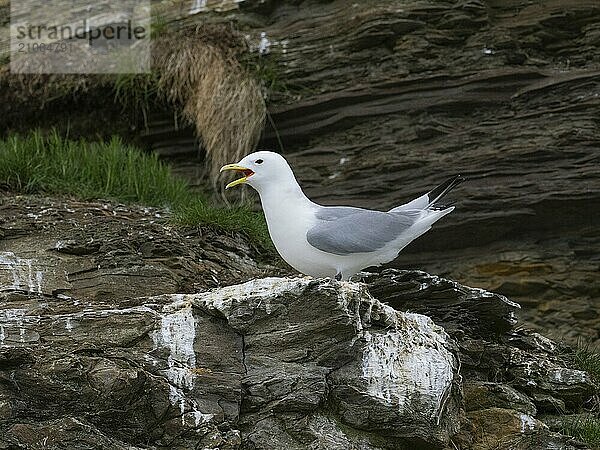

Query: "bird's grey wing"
left=307, top=208, right=416, bottom=255
left=314, top=206, right=362, bottom=221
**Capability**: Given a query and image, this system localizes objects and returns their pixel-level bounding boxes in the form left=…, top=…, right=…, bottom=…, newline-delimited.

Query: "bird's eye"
left=255, top=159, right=264, bottom=164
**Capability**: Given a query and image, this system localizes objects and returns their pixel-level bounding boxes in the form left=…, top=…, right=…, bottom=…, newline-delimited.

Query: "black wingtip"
left=427, top=174, right=466, bottom=207
left=449, top=174, right=467, bottom=185
left=430, top=200, right=457, bottom=211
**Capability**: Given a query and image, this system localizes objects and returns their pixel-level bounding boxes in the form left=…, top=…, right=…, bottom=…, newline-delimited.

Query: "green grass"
left=559, top=415, right=600, bottom=447
left=0, top=131, right=271, bottom=248
left=561, top=341, right=600, bottom=447
left=576, top=341, right=600, bottom=382
left=150, top=14, right=169, bottom=39
left=0, top=130, right=188, bottom=206
left=112, top=72, right=161, bottom=128
left=173, top=203, right=272, bottom=250
left=248, top=56, right=289, bottom=94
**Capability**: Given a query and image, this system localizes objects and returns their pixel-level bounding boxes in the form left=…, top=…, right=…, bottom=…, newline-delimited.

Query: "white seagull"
left=220, top=151, right=463, bottom=281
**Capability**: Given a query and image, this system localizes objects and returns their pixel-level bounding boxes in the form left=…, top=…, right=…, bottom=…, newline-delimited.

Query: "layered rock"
left=366, top=269, right=597, bottom=450
left=0, top=0, right=597, bottom=345
left=251, top=0, right=600, bottom=347
left=0, top=195, right=597, bottom=448
left=0, top=276, right=462, bottom=449
left=0, top=195, right=269, bottom=300
left=0, top=264, right=596, bottom=448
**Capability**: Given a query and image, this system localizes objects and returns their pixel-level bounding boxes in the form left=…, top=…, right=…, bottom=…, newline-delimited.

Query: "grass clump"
left=0, top=131, right=271, bottom=248
left=576, top=341, right=600, bottom=382
left=559, top=415, right=600, bottom=447
left=0, top=130, right=188, bottom=206
left=153, top=24, right=266, bottom=188
left=558, top=341, right=600, bottom=447
left=173, top=203, right=272, bottom=250
left=113, top=72, right=161, bottom=128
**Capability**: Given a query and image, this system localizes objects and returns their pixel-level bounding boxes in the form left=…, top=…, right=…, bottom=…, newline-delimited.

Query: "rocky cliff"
left=0, top=195, right=596, bottom=449
left=0, top=0, right=598, bottom=446
left=0, top=0, right=597, bottom=347
left=152, top=0, right=600, bottom=348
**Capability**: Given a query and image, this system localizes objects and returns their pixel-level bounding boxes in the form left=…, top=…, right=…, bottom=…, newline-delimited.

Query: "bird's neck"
left=257, top=177, right=314, bottom=210
left=255, top=178, right=316, bottom=260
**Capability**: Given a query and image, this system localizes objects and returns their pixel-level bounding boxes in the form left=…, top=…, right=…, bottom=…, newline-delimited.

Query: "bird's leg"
left=335, top=272, right=342, bottom=281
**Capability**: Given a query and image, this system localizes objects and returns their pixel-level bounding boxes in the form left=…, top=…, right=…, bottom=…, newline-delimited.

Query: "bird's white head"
left=219, top=151, right=296, bottom=194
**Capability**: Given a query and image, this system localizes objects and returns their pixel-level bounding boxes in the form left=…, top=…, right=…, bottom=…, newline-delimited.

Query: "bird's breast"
left=257, top=189, right=342, bottom=277
left=264, top=203, right=313, bottom=251
left=260, top=196, right=319, bottom=258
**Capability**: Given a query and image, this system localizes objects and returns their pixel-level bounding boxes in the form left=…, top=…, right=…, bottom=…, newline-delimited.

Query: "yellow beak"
left=220, top=164, right=253, bottom=189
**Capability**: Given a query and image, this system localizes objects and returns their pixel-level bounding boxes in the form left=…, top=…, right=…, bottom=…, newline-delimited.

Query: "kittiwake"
left=220, top=151, right=463, bottom=281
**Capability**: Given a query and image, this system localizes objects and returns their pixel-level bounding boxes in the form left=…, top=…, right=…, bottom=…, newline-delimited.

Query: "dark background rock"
left=252, top=0, right=600, bottom=348
left=147, top=0, right=600, bottom=348
left=363, top=269, right=520, bottom=338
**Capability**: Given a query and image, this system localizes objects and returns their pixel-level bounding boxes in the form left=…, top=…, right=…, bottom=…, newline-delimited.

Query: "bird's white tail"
left=389, top=175, right=464, bottom=213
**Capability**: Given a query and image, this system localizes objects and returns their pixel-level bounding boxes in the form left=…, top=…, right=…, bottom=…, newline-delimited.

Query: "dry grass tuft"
left=153, top=24, right=266, bottom=190
left=0, top=67, right=98, bottom=107
left=0, top=23, right=266, bottom=191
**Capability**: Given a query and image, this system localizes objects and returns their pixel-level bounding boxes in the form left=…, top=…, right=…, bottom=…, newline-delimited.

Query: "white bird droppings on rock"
left=361, top=313, right=455, bottom=418
left=151, top=304, right=197, bottom=416
left=192, top=411, right=214, bottom=427
left=0, top=251, right=43, bottom=294
left=0, top=308, right=40, bottom=344
left=519, top=413, right=537, bottom=433
left=258, top=31, right=271, bottom=55
left=189, top=0, right=206, bottom=15
left=193, top=277, right=311, bottom=316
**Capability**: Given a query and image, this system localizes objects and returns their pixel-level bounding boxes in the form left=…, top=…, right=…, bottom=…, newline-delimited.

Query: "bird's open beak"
left=219, top=164, right=255, bottom=189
